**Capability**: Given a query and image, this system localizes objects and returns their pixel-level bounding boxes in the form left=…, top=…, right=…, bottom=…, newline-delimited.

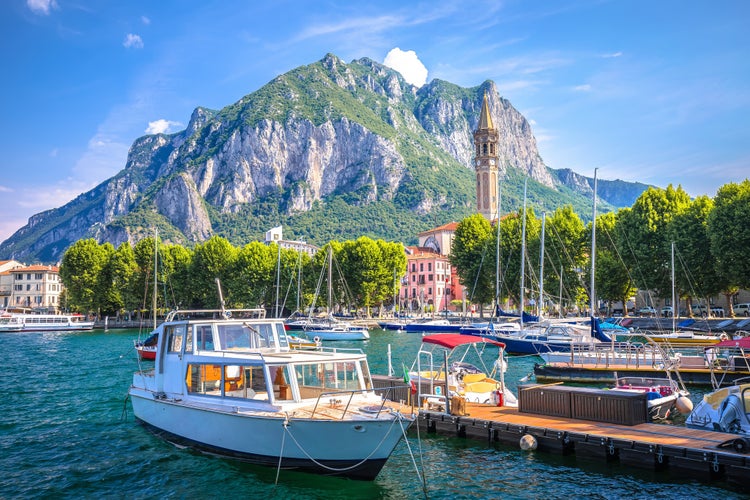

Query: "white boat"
left=306, top=323, right=370, bottom=341
left=686, top=378, right=750, bottom=436
left=0, top=312, right=94, bottom=332
left=410, top=333, right=518, bottom=408
left=128, top=308, right=412, bottom=480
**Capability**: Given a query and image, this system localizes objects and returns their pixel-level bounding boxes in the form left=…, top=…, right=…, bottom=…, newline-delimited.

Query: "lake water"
left=0, top=328, right=745, bottom=499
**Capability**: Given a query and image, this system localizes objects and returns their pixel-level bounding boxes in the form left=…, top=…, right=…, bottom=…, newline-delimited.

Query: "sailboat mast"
left=590, top=168, right=598, bottom=317
left=495, top=173, right=502, bottom=316
left=327, top=247, right=333, bottom=316
left=152, top=228, right=158, bottom=330
left=274, top=244, right=281, bottom=318
left=520, top=178, right=527, bottom=327
left=672, top=241, right=677, bottom=331
left=539, top=211, right=546, bottom=318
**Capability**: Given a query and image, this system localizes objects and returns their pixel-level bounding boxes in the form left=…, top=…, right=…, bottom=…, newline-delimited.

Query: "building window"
left=420, top=263, right=424, bottom=272
left=428, top=288, right=432, bottom=295
left=411, top=263, right=416, bottom=272
left=428, top=274, right=433, bottom=282
left=428, top=263, right=432, bottom=272
left=16, top=274, right=22, bottom=280
left=35, top=273, right=43, bottom=280
left=27, top=274, right=31, bottom=280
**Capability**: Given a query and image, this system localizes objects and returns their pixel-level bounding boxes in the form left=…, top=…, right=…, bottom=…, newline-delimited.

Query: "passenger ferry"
left=0, top=312, right=95, bottom=332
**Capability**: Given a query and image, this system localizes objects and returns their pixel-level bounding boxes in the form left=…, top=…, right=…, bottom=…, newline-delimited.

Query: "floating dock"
left=417, top=402, right=748, bottom=490
left=371, top=375, right=748, bottom=492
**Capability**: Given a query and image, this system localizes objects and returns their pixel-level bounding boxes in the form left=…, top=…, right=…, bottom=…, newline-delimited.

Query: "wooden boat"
left=129, top=307, right=412, bottom=480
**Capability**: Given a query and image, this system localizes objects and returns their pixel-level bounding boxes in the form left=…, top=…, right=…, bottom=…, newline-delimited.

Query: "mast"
left=274, top=244, right=281, bottom=318
left=672, top=241, right=677, bottom=331
left=152, top=228, right=158, bottom=330
left=495, top=172, right=502, bottom=317
left=590, top=168, right=598, bottom=317
left=538, top=211, right=546, bottom=318
left=520, top=178, right=527, bottom=327
left=327, top=246, right=333, bottom=317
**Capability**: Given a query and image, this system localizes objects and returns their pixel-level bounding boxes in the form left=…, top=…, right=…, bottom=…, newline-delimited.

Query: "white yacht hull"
left=129, top=389, right=407, bottom=479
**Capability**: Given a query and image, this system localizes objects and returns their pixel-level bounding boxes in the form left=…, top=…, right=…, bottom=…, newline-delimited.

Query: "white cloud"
left=27, top=0, right=56, bottom=15
left=145, top=119, right=182, bottom=135
left=602, top=52, right=623, bottom=58
left=141, top=16, right=151, bottom=25
left=0, top=185, right=12, bottom=193
left=383, top=48, right=428, bottom=87
left=123, top=33, right=144, bottom=49
left=573, top=84, right=591, bottom=92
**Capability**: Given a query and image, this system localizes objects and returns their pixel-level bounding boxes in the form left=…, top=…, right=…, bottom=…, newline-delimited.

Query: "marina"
left=0, top=326, right=748, bottom=497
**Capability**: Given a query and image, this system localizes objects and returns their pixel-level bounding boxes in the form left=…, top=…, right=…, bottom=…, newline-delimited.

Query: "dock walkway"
left=418, top=402, right=748, bottom=489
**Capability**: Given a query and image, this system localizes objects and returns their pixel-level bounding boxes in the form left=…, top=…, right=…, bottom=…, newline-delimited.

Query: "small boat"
left=135, top=331, right=158, bottom=360
left=686, top=377, right=750, bottom=436
left=410, top=333, right=518, bottom=408
left=403, top=318, right=461, bottom=333
left=305, top=323, right=370, bottom=341
left=128, top=307, right=413, bottom=480
left=0, top=312, right=94, bottom=332
left=473, top=317, right=610, bottom=355
left=611, top=375, right=692, bottom=421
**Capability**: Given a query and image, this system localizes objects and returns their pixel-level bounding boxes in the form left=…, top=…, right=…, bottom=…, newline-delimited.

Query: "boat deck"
left=417, top=402, right=749, bottom=489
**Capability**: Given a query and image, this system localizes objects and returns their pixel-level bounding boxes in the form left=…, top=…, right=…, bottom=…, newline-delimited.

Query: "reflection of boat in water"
left=410, top=334, right=517, bottom=408
left=129, top=307, right=413, bottom=480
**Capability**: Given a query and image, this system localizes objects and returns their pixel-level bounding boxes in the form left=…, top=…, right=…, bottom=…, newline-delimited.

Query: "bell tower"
left=473, top=91, right=499, bottom=220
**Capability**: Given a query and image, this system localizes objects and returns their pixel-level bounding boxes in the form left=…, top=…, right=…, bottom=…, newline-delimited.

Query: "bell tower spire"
left=473, top=90, right=499, bottom=220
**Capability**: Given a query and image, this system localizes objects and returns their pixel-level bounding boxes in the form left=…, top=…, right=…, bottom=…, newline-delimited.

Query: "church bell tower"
left=473, top=91, right=499, bottom=220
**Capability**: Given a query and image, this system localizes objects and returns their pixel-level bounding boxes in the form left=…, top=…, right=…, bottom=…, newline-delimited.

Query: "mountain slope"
left=0, top=54, right=648, bottom=262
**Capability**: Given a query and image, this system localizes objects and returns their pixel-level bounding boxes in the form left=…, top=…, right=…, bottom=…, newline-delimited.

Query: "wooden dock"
left=416, top=402, right=748, bottom=490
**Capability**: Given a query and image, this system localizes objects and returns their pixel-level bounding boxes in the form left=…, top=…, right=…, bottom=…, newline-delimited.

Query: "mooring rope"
left=275, top=417, right=288, bottom=485
left=397, top=412, right=428, bottom=499
left=279, top=411, right=406, bottom=474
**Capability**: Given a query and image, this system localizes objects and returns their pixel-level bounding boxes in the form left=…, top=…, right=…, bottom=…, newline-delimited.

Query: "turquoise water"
left=0, top=328, right=745, bottom=499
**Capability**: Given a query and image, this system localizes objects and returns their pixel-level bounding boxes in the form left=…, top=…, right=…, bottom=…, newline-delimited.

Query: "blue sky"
left=2, top=0, right=749, bottom=244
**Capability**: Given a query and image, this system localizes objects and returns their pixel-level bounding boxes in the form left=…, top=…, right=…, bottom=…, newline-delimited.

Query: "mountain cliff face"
left=0, top=54, right=647, bottom=262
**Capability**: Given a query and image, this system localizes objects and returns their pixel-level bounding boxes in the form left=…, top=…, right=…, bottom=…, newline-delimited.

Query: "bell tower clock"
left=473, top=91, right=499, bottom=220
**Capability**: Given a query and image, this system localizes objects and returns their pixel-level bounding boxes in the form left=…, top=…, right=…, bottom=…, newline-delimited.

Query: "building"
left=0, top=260, right=24, bottom=309
left=400, top=223, right=465, bottom=314
left=264, top=226, right=319, bottom=256
left=5, top=264, right=63, bottom=313
left=474, top=91, right=500, bottom=220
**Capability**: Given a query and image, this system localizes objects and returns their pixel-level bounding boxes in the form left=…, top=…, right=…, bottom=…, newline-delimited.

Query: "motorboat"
left=129, top=308, right=413, bottom=480
left=305, top=322, right=370, bottom=341
left=410, top=333, right=518, bottom=408
left=611, top=375, right=692, bottom=421
left=474, top=317, right=610, bottom=355
left=686, top=377, right=750, bottom=435
left=403, top=318, right=461, bottom=334
left=135, top=331, right=158, bottom=360
left=0, top=312, right=94, bottom=332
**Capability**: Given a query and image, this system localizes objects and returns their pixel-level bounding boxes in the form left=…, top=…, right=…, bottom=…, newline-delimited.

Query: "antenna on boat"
left=215, top=278, right=227, bottom=318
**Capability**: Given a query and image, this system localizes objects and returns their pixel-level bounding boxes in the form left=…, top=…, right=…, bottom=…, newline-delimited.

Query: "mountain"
left=0, top=54, right=649, bottom=263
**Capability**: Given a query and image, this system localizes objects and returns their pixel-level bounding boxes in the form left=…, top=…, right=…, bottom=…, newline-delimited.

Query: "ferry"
left=0, top=312, right=95, bottom=332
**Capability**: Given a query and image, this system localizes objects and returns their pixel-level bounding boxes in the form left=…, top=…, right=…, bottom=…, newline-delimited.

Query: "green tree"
left=616, top=185, right=691, bottom=299
left=708, top=180, right=750, bottom=314
left=230, top=241, right=276, bottom=310
left=191, top=236, right=238, bottom=308
left=59, top=239, right=110, bottom=314
left=95, top=242, right=131, bottom=316
left=595, top=212, right=635, bottom=315
left=542, top=205, right=586, bottom=315
left=450, top=214, right=493, bottom=313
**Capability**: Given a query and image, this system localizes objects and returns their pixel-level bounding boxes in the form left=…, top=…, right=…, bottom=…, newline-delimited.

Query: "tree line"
left=59, top=180, right=749, bottom=319
left=59, top=235, right=405, bottom=319
left=450, top=180, right=750, bottom=317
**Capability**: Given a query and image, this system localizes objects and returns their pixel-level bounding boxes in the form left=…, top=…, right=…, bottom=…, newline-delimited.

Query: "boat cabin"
left=148, top=309, right=374, bottom=408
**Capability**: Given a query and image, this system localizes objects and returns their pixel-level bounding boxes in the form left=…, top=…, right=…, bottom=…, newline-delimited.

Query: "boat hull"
left=307, top=330, right=370, bottom=341
left=129, top=391, right=406, bottom=480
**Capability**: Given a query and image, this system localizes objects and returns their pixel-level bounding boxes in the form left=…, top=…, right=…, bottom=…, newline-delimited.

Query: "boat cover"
left=422, top=334, right=505, bottom=349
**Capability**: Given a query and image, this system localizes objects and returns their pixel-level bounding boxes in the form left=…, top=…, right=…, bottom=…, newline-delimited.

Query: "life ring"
left=313, top=336, right=321, bottom=344
left=719, top=333, right=729, bottom=341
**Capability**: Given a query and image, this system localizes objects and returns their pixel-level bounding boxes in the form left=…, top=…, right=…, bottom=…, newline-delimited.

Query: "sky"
left=1, top=0, right=749, bottom=244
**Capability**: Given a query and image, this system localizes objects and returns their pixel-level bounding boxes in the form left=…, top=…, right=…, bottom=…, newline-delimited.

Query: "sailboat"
left=303, top=247, right=370, bottom=341
left=135, top=230, right=160, bottom=361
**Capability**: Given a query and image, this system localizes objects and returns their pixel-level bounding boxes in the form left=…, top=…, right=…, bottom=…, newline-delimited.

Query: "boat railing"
left=563, top=341, right=670, bottom=369
left=165, top=308, right=267, bottom=322
left=309, top=386, right=407, bottom=419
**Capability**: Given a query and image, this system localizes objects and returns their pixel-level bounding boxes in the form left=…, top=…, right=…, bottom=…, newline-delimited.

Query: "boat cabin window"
left=268, top=365, right=294, bottom=401
left=166, top=325, right=186, bottom=353
left=217, top=322, right=280, bottom=351
left=194, top=325, right=215, bottom=351
left=293, top=361, right=367, bottom=399
left=185, top=363, right=269, bottom=401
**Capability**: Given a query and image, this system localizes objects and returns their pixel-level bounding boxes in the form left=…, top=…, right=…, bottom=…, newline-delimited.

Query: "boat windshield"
left=217, top=322, right=279, bottom=350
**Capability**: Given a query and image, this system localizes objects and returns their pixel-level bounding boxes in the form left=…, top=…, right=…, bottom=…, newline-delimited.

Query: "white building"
left=264, top=226, right=318, bottom=256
